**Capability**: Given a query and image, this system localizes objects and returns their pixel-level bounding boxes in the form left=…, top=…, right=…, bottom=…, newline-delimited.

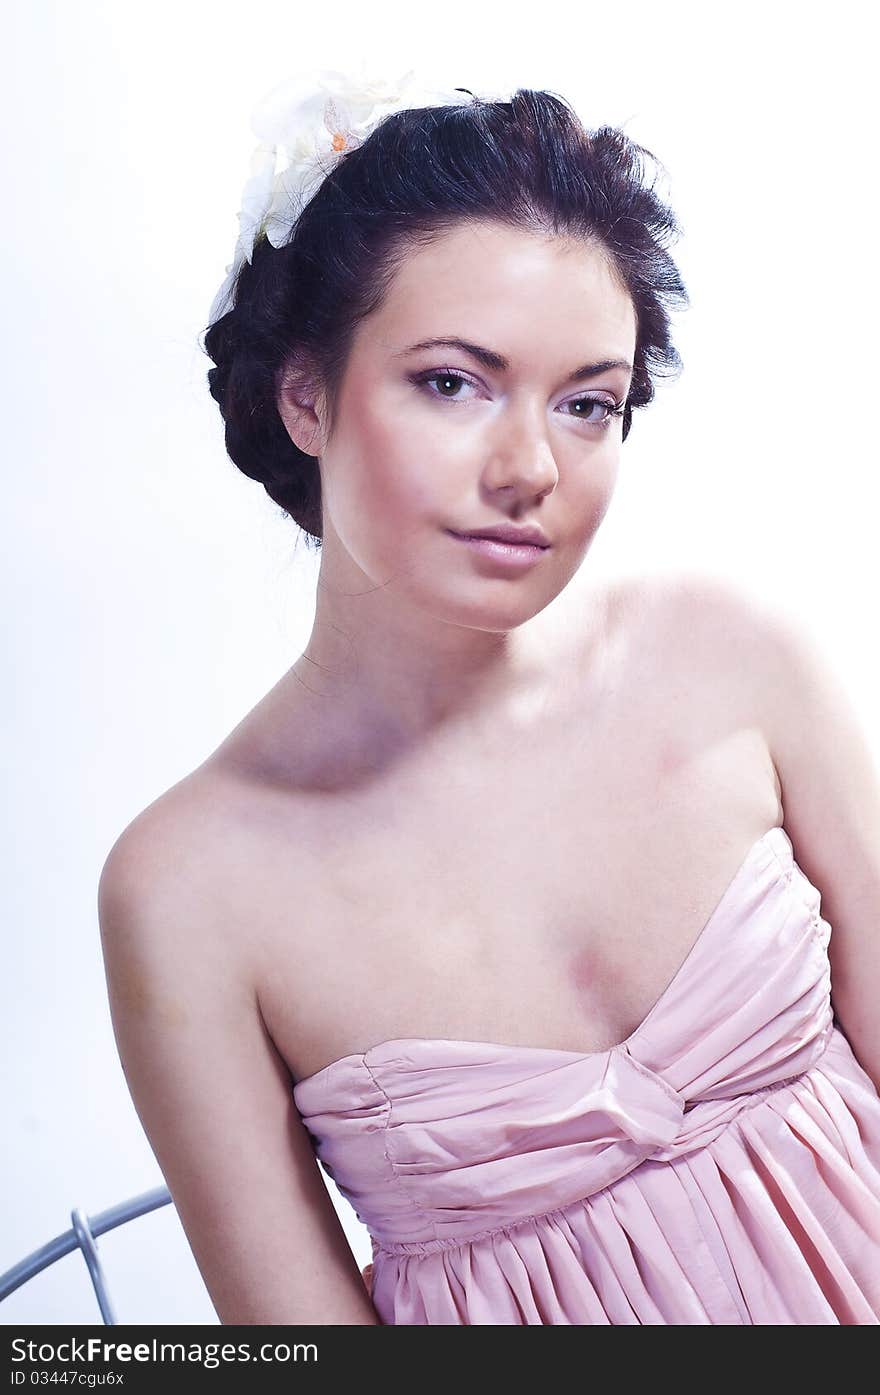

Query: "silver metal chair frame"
left=0, top=1185, right=172, bottom=1324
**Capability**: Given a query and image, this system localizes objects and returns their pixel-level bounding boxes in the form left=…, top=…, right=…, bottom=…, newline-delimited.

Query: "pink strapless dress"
left=292, top=826, right=880, bottom=1323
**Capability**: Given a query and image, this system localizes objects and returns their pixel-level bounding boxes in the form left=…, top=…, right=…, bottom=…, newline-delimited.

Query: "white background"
left=2, top=0, right=877, bottom=1323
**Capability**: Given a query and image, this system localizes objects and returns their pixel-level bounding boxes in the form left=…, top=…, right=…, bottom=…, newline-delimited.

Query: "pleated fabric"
left=292, top=826, right=880, bottom=1323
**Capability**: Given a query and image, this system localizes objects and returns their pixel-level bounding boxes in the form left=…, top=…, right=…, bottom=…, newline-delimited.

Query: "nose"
left=480, top=403, right=559, bottom=501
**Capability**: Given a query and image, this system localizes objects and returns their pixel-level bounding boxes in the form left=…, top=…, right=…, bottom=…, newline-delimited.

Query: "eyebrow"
left=392, top=336, right=633, bottom=384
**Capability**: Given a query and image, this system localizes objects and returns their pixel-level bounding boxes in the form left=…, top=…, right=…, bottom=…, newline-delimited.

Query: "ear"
left=275, top=356, right=328, bottom=458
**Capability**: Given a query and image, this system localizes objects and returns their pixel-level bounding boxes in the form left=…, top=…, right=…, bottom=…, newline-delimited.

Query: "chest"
left=249, top=623, right=781, bottom=1083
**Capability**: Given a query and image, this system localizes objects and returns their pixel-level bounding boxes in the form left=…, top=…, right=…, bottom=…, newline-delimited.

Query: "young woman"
left=98, top=76, right=880, bottom=1325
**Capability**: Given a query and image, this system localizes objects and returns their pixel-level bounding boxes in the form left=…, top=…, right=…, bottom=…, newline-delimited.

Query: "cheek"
left=341, top=400, right=453, bottom=521
left=562, top=446, right=620, bottom=526
left=324, top=407, right=441, bottom=565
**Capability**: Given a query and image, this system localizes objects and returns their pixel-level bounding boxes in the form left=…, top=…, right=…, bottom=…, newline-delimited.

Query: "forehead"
left=367, top=221, right=637, bottom=355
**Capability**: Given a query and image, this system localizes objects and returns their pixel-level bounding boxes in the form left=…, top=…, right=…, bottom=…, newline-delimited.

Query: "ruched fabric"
left=292, top=826, right=880, bottom=1323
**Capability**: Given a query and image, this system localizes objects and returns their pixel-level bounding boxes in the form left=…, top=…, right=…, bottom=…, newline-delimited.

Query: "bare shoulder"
left=97, top=769, right=254, bottom=981
left=615, top=564, right=780, bottom=668
left=641, top=566, right=828, bottom=696
left=96, top=770, right=271, bottom=1021
left=606, top=565, right=795, bottom=755
left=98, top=756, right=317, bottom=1003
left=613, top=564, right=766, bottom=631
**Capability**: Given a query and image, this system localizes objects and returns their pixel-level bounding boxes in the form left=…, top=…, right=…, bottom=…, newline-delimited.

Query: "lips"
left=452, top=527, right=550, bottom=548
left=465, top=534, right=549, bottom=548
left=447, top=530, right=550, bottom=569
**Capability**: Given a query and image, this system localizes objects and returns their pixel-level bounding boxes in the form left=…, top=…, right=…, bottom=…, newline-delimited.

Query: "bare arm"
left=668, top=568, right=880, bottom=1094
left=754, top=599, right=880, bottom=1092
left=97, top=807, right=381, bottom=1325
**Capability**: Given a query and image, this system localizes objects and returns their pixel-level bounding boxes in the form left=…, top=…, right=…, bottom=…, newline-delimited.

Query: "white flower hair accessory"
left=208, top=63, right=480, bottom=325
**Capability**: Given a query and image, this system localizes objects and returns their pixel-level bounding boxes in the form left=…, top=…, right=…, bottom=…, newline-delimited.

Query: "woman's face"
left=290, top=221, right=637, bottom=633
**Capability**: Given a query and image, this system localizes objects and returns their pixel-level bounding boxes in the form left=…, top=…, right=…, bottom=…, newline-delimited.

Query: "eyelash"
left=409, top=368, right=626, bottom=430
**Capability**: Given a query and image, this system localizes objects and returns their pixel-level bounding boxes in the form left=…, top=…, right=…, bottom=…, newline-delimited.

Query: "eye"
left=412, top=369, right=480, bottom=402
left=410, top=369, right=625, bottom=431
left=561, top=395, right=626, bottom=428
